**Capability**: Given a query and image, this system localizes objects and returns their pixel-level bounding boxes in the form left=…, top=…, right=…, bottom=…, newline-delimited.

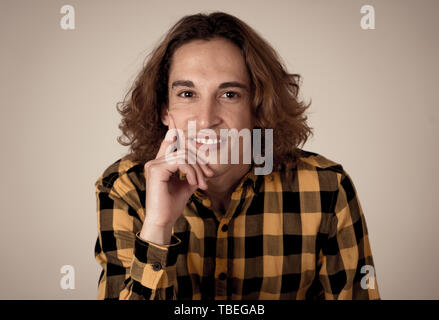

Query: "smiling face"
left=163, top=37, right=254, bottom=178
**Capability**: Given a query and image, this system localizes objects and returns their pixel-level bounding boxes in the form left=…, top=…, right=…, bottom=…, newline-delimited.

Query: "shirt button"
left=221, top=224, right=228, bottom=232
left=152, top=262, right=162, bottom=271
left=219, top=272, right=227, bottom=280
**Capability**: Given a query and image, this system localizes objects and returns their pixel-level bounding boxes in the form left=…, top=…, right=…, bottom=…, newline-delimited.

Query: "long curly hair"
left=117, top=11, right=313, bottom=172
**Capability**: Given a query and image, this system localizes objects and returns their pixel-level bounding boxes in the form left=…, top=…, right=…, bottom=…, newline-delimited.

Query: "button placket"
left=214, top=217, right=229, bottom=298
left=212, top=173, right=255, bottom=298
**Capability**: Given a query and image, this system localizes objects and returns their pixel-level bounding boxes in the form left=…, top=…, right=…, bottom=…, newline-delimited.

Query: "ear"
left=161, top=106, right=169, bottom=126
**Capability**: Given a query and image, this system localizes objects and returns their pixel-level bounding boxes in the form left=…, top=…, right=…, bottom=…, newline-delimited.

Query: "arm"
left=95, top=114, right=212, bottom=299
left=94, top=176, right=181, bottom=300
left=318, top=169, right=380, bottom=299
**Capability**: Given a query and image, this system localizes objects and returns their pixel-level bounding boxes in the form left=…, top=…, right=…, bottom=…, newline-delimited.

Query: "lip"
left=188, top=136, right=227, bottom=149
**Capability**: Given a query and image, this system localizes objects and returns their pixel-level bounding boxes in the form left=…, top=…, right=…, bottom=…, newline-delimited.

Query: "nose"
left=195, top=96, right=221, bottom=130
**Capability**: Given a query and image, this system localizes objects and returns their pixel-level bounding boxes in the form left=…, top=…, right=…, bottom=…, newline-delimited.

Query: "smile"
left=191, top=137, right=223, bottom=145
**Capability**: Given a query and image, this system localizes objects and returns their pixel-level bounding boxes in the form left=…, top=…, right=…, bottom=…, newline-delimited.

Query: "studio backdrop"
left=0, top=0, right=438, bottom=299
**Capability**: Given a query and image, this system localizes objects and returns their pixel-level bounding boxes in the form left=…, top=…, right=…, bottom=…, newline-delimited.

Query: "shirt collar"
left=178, top=164, right=259, bottom=203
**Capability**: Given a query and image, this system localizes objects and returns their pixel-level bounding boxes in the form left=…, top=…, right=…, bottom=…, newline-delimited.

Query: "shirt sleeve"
left=94, top=176, right=181, bottom=300
left=317, top=169, right=381, bottom=300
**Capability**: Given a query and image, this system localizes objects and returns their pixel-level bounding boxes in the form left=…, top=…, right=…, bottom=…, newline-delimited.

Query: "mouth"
left=189, top=136, right=227, bottom=148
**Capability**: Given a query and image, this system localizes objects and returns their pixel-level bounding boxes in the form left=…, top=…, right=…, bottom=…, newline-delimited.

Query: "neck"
left=202, top=164, right=252, bottom=214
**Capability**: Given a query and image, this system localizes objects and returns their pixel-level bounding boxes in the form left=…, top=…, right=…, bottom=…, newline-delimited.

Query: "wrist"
left=140, top=220, right=173, bottom=245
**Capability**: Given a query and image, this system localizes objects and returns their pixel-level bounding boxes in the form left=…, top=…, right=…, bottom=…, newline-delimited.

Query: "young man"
left=94, top=12, right=380, bottom=300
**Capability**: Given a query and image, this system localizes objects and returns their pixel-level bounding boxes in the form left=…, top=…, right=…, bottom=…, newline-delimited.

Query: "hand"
left=140, top=115, right=214, bottom=244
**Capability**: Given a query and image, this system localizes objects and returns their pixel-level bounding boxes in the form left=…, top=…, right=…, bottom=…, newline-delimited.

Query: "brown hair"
left=117, top=11, right=313, bottom=171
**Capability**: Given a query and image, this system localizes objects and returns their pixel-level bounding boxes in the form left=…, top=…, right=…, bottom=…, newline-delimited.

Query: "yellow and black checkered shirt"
left=94, top=148, right=380, bottom=300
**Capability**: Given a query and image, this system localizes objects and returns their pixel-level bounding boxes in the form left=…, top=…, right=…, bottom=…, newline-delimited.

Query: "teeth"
left=193, top=138, right=221, bottom=144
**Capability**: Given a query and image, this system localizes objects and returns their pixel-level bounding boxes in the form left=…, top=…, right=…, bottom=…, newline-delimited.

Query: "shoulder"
left=293, top=149, right=361, bottom=203
left=95, top=154, right=145, bottom=194
left=277, top=148, right=352, bottom=192
left=274, top=149, right=362, bottom=218
left=295, top=148, right=344, bottom=173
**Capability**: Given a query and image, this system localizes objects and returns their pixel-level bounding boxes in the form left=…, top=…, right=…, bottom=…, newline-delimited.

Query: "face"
left=163, top=37, right=254, bottom=178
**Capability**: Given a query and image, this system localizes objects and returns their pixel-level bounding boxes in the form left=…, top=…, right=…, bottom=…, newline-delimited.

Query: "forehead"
left=168, top=38, right=249, bottom=83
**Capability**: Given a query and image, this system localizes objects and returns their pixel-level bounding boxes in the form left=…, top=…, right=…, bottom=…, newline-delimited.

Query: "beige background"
left=1, top=0, right=438, bottom=299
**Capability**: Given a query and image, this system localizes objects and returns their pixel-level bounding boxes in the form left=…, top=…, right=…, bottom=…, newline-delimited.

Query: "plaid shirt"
left=94, top=148, right=380, bottom=300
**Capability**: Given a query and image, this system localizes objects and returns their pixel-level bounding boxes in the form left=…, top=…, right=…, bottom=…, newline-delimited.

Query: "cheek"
left=235, top=107, right=253, bottom=129
left=222, top=101, right=252, bottom=126
left=167, top=109, right=191, bottom=126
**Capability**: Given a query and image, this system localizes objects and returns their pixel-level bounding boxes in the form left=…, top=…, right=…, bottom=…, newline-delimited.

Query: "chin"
left=207, top=163, right=246, bottom=178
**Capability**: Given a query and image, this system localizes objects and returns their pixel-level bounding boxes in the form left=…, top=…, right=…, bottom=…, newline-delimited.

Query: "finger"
left=190, top=161, right=208, bottom=190
left=183, top=151, right=214, bottom=190
left=155, top=112, right=179, bottom=159
left=198, top=162, right=215, bottom=178
left=176, top=148, right=214, bottom=177
left=156, top=148, right=215, bottom=184
left=155, top=132, right=178, bottom=159
left=158, top=148, right=186, bottom=164
left=185, top=140, right=212, bottom=165
left=177, top=163, right=198, bottom=186
left=173, top=145, right=214, bottom=179
left=185, top=148, right=214, bottom=178
left=168, top=113, right=182, bottom=151
left=162, top=150, right=209, bottom=189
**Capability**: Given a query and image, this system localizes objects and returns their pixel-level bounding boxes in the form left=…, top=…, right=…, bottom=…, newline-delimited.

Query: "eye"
left=177, top=91, right=194, bottom=98
left=222, top=91, right=240, bottom=99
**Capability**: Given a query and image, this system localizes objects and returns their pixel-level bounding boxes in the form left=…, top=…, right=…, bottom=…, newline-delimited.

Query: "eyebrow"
left=171, top=80, right=248, bottom=90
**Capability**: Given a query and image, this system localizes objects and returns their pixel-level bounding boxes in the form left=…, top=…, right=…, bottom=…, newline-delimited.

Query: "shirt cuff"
left=130, top=231, right=181, bottom=289
left=134, top=231, right=181, bottom=266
